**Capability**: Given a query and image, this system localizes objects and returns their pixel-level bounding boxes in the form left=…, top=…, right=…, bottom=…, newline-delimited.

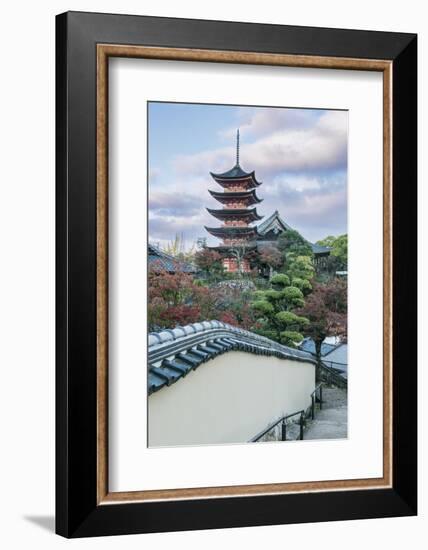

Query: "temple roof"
left=210, top=166, right=262, bottom=187
left=210, top=164, right=258, bottom=180
left=208, top=189, right=263, bottom=205
left=256, top=211, right=331, bottom=256
left=206, top=207, right=263, bottom=222
left=310, top=242, right=331, bottom=255
left=257, top=210, right=293, bottom=235
left=205, top=226, right=259, bottom=239
left=148, top=243, right=197, bottom=273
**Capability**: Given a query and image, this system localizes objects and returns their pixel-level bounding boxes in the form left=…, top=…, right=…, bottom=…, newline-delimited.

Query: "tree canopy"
left=194, top=248, right=225, bottom=281
left=317, top=234, right=348, bottom=269
left=277, top=229, right=313, bottom=258
left=251, top=273, right=309, bottom=347
left=297, top=278, right=347, bottom=359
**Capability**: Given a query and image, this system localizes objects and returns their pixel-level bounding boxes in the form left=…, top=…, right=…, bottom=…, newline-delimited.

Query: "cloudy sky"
left=148, top=102, right=348, bottom=250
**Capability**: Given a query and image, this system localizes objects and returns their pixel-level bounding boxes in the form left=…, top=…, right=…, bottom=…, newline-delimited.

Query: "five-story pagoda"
left=205, top=130, right=263, bottom=273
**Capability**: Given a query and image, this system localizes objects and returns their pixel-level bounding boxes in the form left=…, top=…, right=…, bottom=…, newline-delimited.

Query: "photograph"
left=0, top=0, right=420, bottom=544
left=147, top=102, right=348, bottom=447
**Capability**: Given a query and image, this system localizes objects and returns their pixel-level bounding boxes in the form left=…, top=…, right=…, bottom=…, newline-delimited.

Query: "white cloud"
left=149, top=108, right=348, bottom=247
left=174, top=109, right=348, bottom=179
left=220, top=107, right=321, bottom=140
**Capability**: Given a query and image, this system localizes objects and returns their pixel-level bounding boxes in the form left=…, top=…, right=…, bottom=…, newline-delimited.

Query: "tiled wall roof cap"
left=171, top=327, right=186, bottom=339
left=157, top=330, right=174, bottom=343
left=148, top=320, right=317, bottom=395
left=148, top=334, right=161, bottom=346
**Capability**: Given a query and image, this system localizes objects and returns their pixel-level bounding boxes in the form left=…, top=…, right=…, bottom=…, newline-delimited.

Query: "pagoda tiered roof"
left=210, top=166, right=262, bottom=189
left=207, top=242, right=258, bottom=251
left=208, top=189, right=263, bottom=205
left=204, top=226, right=259, bottom=239
left=206, top=207, right=263, bottom=223
left=205, top=130, right=264, bottom=272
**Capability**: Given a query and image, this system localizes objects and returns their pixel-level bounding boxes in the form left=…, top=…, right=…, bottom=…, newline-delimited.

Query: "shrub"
left=263, top=289, right=282, bottom=302
left=291, top=277, right=312, bottom=295
left=280, top=331, right=304, bottom=347
left=280, top=286, right=305, bottom=308
left=270, top=273, right=290, bottom=287
left=252, top=300, right=275, bottom=315
left=275, top=311, right=308, bottom=326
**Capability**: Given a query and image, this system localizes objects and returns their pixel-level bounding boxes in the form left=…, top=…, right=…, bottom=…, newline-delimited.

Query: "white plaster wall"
left=148, top=351, right=315, bottom=447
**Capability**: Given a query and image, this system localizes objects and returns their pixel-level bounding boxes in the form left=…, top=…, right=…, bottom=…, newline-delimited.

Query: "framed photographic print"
left=56, top=11, right=417, bottom=537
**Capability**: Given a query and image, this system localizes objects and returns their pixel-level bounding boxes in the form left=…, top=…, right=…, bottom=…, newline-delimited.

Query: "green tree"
left=317, top=234, right=348, bottom=269
left=291, top=277, right=312, bottom=296
left=278, top=229, right=313, bottom=258
left=163, top=233, right=196, bottom=263
left=286, top=255, right=315, bottom=282
left=331, top=234, right=348, bottom=268
left=316, top=235, right=336, bottom=248
left=251, top=273, right=309, bottom=347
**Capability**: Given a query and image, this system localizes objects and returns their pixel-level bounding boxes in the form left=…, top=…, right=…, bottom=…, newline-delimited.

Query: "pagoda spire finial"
left=236, top=128, right=240, bottom=166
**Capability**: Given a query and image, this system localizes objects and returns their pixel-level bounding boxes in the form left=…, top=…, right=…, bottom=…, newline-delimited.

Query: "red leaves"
left=259, top=246, right=283, bottom=269
left=159, top=304, right=201, bottom=327
left=219, top=311, right=239, bottom=326
left=194, top=248, right=223, bottom=270
left=148, top=265, right=258, bottom=331
left=297, top=278, right=347, bottom=347
left=148, top=267, right=203, bottom=328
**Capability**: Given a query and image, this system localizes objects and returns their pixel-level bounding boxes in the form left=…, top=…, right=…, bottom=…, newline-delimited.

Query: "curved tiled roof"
left=310, top=242, right=331, bottom=255
left=148, top=243, right=197, bottom=273
left=204, top=226, right=259, bottom=239
left=210, top=164, right=262, bottom=184
left=148, top=321, right=316, bottom=395
left=208, top=189, right=263, bottom=205
left=210, top=164, right=252, bottom=179
left=257, top=210, right=293, bottom=234
left=206, top=207, right=263, bottom=222
left=256, top=211, right=331, bottom=256
left=299, top=338, right=337, bottom=357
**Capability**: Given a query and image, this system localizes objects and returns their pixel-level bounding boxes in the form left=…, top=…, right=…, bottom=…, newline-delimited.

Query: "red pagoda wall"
left=223, top=257, right=251, bottom=273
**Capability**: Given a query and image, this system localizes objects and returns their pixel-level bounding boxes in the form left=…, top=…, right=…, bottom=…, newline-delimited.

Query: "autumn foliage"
left=149, top=234, right=348, bottom=351
left=297, top=278, right=347, bottom=358
left=148, top=266, right=258, bottom=331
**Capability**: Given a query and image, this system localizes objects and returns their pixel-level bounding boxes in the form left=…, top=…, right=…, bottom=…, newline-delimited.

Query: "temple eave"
left=211, top=179, right=261, bottom=190
left=207, top=243, right=257, bottom=251
left=210, top=169, right=262, bottom=187
left=208, top=189, right=263, bottom=205
left=206, top=208, right=263, bottom=222
left=204, top=226, right=259, bottom=238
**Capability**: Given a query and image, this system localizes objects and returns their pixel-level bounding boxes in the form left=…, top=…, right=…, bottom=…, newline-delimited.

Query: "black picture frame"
left=56, top=11, right=417, bottom=538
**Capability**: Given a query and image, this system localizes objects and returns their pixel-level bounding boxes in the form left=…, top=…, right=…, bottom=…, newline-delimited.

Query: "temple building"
left=256, top=210, right=331, bottom=266
left=148, top=243, right=197, bottom=274
left=205, top=130, right=263, bottom=273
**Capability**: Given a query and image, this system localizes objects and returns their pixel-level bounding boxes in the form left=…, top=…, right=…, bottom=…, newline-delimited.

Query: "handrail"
left=251, top=383, right=324, bottom=443
left=310, top=383, right=323, bottom=418
left=319, top=361, right=347, bottom=388
left=311, top=383, right=323, bottom=397
left=250, top=409, right=305, bottom=442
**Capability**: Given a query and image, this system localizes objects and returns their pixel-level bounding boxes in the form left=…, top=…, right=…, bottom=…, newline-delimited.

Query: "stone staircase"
left=303, top=387, right=348, bottom=440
